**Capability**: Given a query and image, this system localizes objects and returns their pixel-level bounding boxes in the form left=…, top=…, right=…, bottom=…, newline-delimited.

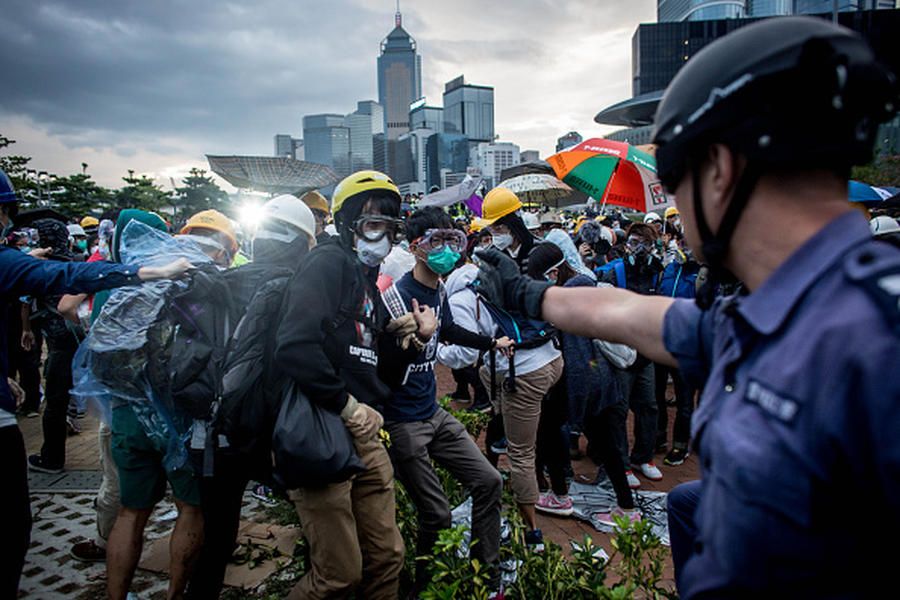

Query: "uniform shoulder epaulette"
left=843, top=241, right=900, bottom=332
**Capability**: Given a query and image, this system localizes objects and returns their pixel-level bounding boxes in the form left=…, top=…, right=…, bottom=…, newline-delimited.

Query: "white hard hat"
left=643, top=212, right=662, bottom=224
left=67, top=224, right=86, bottom=237
left=256, top=194, right=316, bottom=245
left=522, top=212, right=540, bottom=231
left=870, top=215, right=900, bottom=236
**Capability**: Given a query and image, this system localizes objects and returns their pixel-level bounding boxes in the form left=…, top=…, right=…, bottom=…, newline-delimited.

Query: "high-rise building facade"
left=658, top=0, right=746, bottom=21
left=425, top=133, right=469, bottom=190
left=409, top=99, right=444, bottom=132
left=556, top=131, right=583, bottom=152
left=302, top=114, right=351, bottom=178
left=520, top=150, right=541, bottom=163
left=659, top=0, right=896, bottom=21
left=274, top=134, right=295, bottom=158
left=470, top=142, right=520, bottom=189
left=377, top=9, right=422, bottom=142
left=443, top=76, right=495, bottom=144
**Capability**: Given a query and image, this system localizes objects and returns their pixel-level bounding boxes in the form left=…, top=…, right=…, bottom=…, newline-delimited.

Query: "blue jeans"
left=667, top=480, right=702, bottom=592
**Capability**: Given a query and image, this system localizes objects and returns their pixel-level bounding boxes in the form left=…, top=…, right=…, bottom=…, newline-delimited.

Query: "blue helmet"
left=0, top=169, right=17, bottom=204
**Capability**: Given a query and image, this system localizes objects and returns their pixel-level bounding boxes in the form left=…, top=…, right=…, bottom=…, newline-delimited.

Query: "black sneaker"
left=70, top=540, right=107, bottom=562
left=664, top=447, right=689, bottom=466
left=524, top=528, right=545, bottom=553
left=28, top=454, right=64, bottom=474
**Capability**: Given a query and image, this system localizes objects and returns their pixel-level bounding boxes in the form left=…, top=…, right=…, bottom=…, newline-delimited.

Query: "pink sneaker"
left=535, top=491, right=574, bottom=516
left=593, top=507, right=642, bottom=528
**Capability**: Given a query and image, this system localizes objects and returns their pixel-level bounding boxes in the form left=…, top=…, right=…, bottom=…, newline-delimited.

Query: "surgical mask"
left=76, top=240, right=87, bottom=252
left=356, top=236, right=392, bottom=267
left=20, top=246, right=30, bottom=254
left=492, top=233, right=513, bottom=251
left=425, top=246, right=460, bottom=275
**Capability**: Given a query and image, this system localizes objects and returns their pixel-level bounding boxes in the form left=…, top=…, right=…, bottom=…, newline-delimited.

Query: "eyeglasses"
left=353, top=215, right=405, bottom=242
left=412, top=228, right=467, bottom=253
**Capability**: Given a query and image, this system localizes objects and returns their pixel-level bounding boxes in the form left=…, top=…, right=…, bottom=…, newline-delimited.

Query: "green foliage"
left=419, top=525, right=495, bottom=600
left=852, top=154, right=900, bottom=188
left=438, top=395, right=491, bottom=440
left=174, top=167, right=229, bottom=220
left=52, top=172, right=112, bottom=216
left=114, top=171, right=172, bottom=213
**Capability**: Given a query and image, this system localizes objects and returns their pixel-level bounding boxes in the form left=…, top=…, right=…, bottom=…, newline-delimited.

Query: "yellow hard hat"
left=481, top=187, right=522, bottom=225
left=469, top=217, right=488, bottom=233
left=331, top=170, right=401, bottom=216
left=180, top=209, right=238, bottom=252
left=664, top=207, right=680, bottom=219
left=574, top=216, right=588, bottom=234
left=300, top=190, right=330, bottom=215
left=80, top=216, right=99, bottom=229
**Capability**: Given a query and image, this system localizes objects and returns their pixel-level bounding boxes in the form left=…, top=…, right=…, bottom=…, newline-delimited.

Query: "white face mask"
left=356, top=236, right=392, bottom=267
left=492, top=233, right=513, bottom=251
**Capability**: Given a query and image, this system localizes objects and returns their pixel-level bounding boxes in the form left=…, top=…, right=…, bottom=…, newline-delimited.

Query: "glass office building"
left=425, top=133, right=469, bottom=190
left=442, top=76, right=495, bottom=144
left=302, top=114, right=351, bottom=178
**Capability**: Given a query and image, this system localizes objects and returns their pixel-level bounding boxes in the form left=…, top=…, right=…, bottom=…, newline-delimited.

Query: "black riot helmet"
left=651, top=16, right=897, bottom=299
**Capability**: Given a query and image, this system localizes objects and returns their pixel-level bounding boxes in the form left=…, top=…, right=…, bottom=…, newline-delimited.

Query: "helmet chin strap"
left=692, top=159, right=762, bottom=309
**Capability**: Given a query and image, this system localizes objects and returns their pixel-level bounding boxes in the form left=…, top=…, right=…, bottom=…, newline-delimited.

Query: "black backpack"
left=214, top=268, right=293, bottom=479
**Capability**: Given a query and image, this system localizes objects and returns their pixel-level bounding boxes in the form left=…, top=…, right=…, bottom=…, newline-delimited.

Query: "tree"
left=174, top=168, right=229, bottom=220
left=114, top=171, right=172, bottom=213
left=52, top=172, right=113, bottom=217
left=0, top=134, right=42, bottom=206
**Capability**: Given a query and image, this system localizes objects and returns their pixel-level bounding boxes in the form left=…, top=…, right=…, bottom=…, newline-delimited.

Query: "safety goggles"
left=353, top=215, right=405, bottom=243
left=626, top=236, right=650, bottom=253
left=412, top=228, right=467, bottom=253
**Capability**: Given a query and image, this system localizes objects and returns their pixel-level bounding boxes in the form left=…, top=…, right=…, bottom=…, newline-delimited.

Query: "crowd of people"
left=1, top=15, right=899, bottom=600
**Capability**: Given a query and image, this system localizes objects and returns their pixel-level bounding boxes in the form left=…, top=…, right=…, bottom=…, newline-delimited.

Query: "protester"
left=179, top=209, right=239, bottom=268
left=378, top=206, right=508, bottom=593
left=483, top=187, right=541, bottom=272
left=0, top=169, right=192, bottom=598
left=274, top=170, right=417, bottom=599
left=475, top=17, right=899, bottom=598
left=598, top=222, right=664, bottom=485
left=524, top=243, right=575, bottom=518
left=186, top=195, right=319, bottom=600
left=65, top=211, right=171, bottom=566
left=299, top=189, right=332, bottom=243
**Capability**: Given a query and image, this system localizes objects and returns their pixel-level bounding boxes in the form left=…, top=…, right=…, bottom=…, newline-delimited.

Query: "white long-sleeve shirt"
left=437, top=264, right=560, bottom=377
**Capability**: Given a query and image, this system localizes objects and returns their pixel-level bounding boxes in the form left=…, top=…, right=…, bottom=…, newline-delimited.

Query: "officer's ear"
left=701, top=143, right=745, bottom=232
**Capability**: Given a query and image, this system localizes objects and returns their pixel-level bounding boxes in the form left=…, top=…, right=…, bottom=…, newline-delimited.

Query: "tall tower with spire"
left=377, top=2, right=422, bottom=142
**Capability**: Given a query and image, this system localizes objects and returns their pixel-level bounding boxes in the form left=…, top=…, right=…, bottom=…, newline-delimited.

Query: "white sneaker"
left=632, top=462, right=663, bottom=481
left=625, top=470, right=641, bottom=489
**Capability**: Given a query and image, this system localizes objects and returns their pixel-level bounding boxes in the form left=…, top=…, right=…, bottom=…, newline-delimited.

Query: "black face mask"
left=252, top=235, right=310, bottom=267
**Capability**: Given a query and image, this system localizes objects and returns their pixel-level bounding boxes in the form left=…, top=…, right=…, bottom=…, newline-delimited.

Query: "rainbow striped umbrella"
left=548, top=139, right=674, bottom=213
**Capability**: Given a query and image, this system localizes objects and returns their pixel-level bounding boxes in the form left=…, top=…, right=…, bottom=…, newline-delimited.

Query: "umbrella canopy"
left=848, top=180, right=896, bottom=205
left=496, top=173, right=577, bottom=208
left=206, top=155, right=339, bottom=195
left=498, top=160, right=555, bottom=182
left=420, top=174, right=483, bottom=209
left=547, top=139, right=673, bottom=213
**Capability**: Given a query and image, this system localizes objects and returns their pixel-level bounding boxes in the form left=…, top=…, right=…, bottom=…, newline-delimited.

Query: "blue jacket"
left=0, top=247, right=141, bottom=416
left=657, top=260, right=700, bottom=299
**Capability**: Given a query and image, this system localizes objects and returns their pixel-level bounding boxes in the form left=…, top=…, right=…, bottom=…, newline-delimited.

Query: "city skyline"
left=0, top=0, right=656, bottom=190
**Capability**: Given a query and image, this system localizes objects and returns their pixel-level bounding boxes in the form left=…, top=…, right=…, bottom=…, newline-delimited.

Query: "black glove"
left=474, top=248, right=552, bottom=320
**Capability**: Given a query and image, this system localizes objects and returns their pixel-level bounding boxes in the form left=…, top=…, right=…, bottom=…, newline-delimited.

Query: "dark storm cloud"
left=0, top=0, right=391, bottom=150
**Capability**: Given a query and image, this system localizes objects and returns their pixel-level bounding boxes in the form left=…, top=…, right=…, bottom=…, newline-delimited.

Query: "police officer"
left=477, top=17, right=899, bottom=598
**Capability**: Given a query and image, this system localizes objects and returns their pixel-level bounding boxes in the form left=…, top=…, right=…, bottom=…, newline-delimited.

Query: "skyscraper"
left=659, top=0, right=896, bottom=20
left=274, top=134, right=295, bottom=158
left=470, top=142, right=520, bottom=189
left=556, top=131, right=583, bottom=152
left=658, top=0, right=746, bottom=21
left=443, top=76, right=495, bottom=144
left=302, top=114, right=351, bottom=178
left=409, top=98, right=444, bottom=132
left=377, top=6, right=422, bottom=142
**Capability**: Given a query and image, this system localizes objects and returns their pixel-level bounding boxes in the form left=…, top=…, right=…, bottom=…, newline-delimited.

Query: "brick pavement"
left=18, top=364, right=698, bottom=596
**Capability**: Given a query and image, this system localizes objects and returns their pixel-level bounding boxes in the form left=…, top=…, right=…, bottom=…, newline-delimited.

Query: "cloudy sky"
left=0, top=0, right=657, bottom=190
